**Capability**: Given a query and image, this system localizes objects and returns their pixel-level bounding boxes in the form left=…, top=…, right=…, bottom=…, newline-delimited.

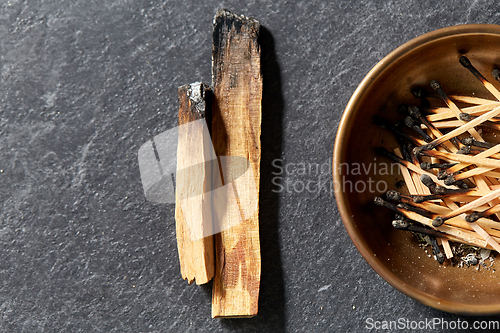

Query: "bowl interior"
left=334, top=24, right=500, bottom=314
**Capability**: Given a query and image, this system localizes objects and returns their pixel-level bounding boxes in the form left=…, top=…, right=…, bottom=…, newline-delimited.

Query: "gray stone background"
left=2, top=0, right=500, bottom=332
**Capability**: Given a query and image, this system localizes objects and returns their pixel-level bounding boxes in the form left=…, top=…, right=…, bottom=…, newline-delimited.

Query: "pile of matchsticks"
left=374, top=55, right=500, bottom=265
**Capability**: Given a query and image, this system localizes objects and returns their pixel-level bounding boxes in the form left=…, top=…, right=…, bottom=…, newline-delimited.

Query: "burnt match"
left=374, top=64, right=500, bottom=264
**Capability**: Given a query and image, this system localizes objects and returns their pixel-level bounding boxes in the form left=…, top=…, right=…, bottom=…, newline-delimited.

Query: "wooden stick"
left=460, top=56, right=500, bottom=101
left=427, top=102, right=500, bottom=121
left=175, top=83, right=215, bottom=285
left=419, top=149, right=500, bottom=169
left=211, top=9, right=262, bottom=318
left=430, top=80, right=483, bottom=141
left=443, top=198, right=500, bottom=253
left=428, top=119, right=500, bottom=130
left=416, top=104, right=500, bottom=151
left=440, top=141, right=500, bottom=175
left=433, top=187, right=500, bottom=226
left=440, top=238, right=454, bottom=259
left=448, top=95, right=497, bottom=105
left=466, top=204, right=500, bottom=222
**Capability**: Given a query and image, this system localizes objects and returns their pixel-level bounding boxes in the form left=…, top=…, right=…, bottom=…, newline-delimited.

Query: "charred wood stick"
left=175, top=83, right=215, bottom=285
left=211, top=9, right=262, bottom=318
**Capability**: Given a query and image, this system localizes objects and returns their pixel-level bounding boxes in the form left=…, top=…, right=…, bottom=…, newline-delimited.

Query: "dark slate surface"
left=2, top=0, right=500, bottom=332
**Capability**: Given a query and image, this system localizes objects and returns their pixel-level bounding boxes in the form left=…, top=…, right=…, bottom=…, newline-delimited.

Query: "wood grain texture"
left=175, top=82, right=214, bottom=285
left=211, top=9, right=262, bottom=318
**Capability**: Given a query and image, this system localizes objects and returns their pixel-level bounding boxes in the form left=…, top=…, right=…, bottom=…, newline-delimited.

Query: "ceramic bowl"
left=333, top=24, right=500, bottom=315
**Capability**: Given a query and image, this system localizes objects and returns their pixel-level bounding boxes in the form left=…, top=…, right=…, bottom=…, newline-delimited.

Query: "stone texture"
left=1, top=0, right=500, bottom=332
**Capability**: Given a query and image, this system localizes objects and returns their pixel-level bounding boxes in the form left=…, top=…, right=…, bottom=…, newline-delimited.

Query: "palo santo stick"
left=416, top=104, right=500, bottom=152
left=175, top=83, right=215, bottom=284
left=211, top=9, right=262, bottom=318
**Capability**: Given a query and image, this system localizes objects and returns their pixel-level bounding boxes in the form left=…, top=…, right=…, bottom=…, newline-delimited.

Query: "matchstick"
left=460, top=56, right=500, bottom=101
left=415, top=103, right=500, bottom=153
left=466, top=204, right=500, bottom=222
left=404, top=116, right=432, bottom=142
left=211, top=9, right=262, bottom=318
left=432, top=187, right=500, bottom=226
left=430, top=80, right=483, bottom=141
left=418, top=149, right=500, bottom=170
left=373, top=115, right=426, bottom=146
left=426, top=102, right=500, bottom=122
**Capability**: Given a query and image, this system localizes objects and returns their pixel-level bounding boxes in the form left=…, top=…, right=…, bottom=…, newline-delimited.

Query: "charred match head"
left=386, top=190, right=402, bottom=202
left=444, top=175, right=456, bottom=186
left=420, top=162, right=431, bottom=170
left=420, top=174, right=436, bottom=188
left=408, top=105, right=422, bottom=119
left=459, top=55, right=472, bottom=68
left=430, top=80, right=441, bottom=91
left=492, top=68, right=500, bottom=82
left=437, top=170, right=449, bottom=180
left=459, top=112, right=472, bottom=122
left=461, top=137, right=474, bottom=146
left=432, top=216, right=444, bottom=227
left=465, top=211, right=480, bottom=223
left=392, top=219, right=409, bottom=229
left=456, top=145, right=471, bottom=155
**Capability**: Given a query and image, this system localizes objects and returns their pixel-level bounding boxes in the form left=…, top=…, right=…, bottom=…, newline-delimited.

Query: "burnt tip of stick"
left=492, top=68, right=500, bottom=81
left=420, top=161, right=431, bottom=170
left=412, top=195, right=426, bottom=203
left=419, top=174, right=435, bottom=187
left=434, top=185, right=447, bottom=195
left=413, top=146, right=424, bottom=156
left=459, top=55, right=472, bottom=68
left=461, top=137, right=474, bottom=146
left=459, top=112, right=472, bottom=122
left=397, top=202, right=410, bottom=210
left=432, top=216, right=444, bottom=227
left=430, top=80, right=441, bottom=91
left=386, top=190, right=401, bottom=201
left=436, top=252, right=446, bottom=264
left=444, top=175, right=457, bottom=186
left=373, top=196, right=385, bottom=206
left=404, top=116, right=415, bottom=128
left=407, top=105, right=422, bottom=119
left=392, top=220, right=409, bottom=229
left=437, top=170, right=449, bottom=180
left=457, top=145, right=471, bottom=155
left=465, top=212, right=480, bottom=223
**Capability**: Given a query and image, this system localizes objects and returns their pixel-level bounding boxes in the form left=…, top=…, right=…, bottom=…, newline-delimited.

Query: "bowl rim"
left=333, top=23, right=500, bottom=315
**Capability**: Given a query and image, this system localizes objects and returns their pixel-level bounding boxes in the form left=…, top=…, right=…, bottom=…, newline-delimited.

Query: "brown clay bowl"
left=333, top=24, right=500, bottom=315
